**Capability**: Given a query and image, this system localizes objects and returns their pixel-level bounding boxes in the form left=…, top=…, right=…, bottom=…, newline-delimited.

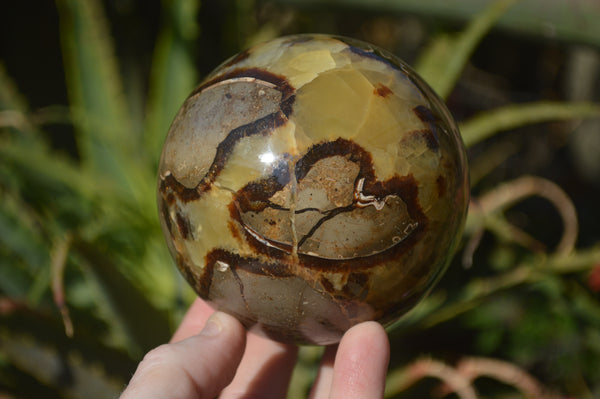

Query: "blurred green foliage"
left=1, top=0, right=600, bottom=398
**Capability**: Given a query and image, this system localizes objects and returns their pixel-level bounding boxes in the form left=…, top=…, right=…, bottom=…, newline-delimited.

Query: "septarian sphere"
left=158, top=34, right=469, bottom=345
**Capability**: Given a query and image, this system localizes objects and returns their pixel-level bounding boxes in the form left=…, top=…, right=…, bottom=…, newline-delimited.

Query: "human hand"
left=120, top=298, right=390, bottom=399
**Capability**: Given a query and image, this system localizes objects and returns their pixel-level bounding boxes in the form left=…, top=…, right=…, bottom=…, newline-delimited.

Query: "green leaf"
left=75, top=240, right=172, bottom=355
left=420, top=246, right=600, bottom=328
left=460, top=101, right=600, bottom=147
left=0, top=192, right=49, bottom=299
left=144, top=0, right=200, bottom=167
left=273, top=0, right=600, bottom=49
left=0, top=63, right=29, bottom=113
left=0, top=136, right=115, bottom=202
left=55, top=0, right=134, bottom=185
left=0, top=304, right=135, bottom=399
left=415, top=0, right=519, bottom=99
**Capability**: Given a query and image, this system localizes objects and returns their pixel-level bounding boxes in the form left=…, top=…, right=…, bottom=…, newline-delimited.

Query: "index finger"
left=121, top=311, right=247, bottom=399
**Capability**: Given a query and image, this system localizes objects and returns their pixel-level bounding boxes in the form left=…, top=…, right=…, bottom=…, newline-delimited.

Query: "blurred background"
left=1, top=0, right=600, bottom=398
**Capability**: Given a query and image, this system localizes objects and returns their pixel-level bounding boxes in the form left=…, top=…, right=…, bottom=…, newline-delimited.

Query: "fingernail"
left=200, top=313, right=223, bottom=337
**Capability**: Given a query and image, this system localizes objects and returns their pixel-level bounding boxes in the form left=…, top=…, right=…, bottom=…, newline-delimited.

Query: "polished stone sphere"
left=158, top=34, right=469, bottom=345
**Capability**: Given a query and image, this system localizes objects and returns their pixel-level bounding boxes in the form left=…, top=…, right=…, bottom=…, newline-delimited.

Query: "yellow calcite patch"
left=212, top=36, right=349, bottom=91
left=179, top=189, right=238, bottom=267
left=293, top=68, right=375, bottom=140
left=292, top=65, right=431, bottom=180
left=216, top=121, right=298, bottom=192
left=286, top=49, right=337, bottom=88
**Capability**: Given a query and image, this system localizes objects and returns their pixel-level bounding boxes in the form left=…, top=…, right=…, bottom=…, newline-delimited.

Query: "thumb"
left=120, top=311, right=246, bottom=399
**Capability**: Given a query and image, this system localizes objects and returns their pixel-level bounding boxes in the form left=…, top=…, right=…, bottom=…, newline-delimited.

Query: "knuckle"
left=138, top=344, right=179, bottom=370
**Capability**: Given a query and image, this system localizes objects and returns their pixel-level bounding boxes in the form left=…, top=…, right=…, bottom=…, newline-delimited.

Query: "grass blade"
left=55, top=0, right=134, bottom=185
left=75, top=240, right=172, bottom=355
left=0, top=301, right=135, bottom=399
left=144, top=0, right=199, bottom=166
left=460, top=101, right=600, bottom=147
left=415, top=0, right=519, bottom=99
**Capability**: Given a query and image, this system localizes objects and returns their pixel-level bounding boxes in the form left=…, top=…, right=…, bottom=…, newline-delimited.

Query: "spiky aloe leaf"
left=460, top=101, right=600, bottom=147
left=55, top=0, right=134, bottom=183
left=0, top=300, right=135, bottom=399
left=415, top=0, right=519, bottom=99
left=144, top=0, right=200, bottom=166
